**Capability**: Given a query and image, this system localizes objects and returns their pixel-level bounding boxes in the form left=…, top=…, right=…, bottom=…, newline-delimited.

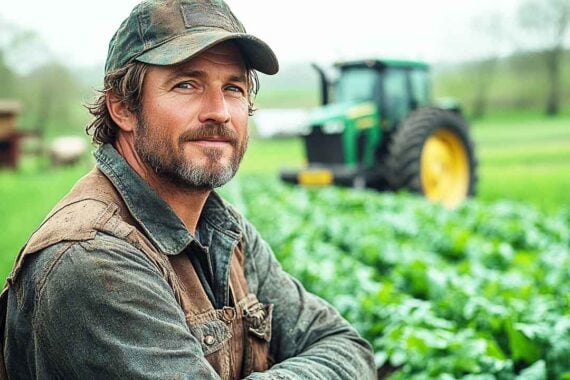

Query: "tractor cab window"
left=410, top=69, right=430, bottom=108
left=382, top=68, right=411, bottom=124
left=335, top=68, right=381, bottom=104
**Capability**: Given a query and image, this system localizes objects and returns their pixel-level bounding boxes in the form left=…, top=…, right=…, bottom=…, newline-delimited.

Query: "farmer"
left=0, top=0, right=375, bottom=378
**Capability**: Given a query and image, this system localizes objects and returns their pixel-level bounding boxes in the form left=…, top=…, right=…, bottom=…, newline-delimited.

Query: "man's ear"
left=106, top=92, right=137, bottom=132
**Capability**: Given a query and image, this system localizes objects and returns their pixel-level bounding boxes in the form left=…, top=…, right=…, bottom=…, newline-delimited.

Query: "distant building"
left=0, top=100, right=23, bottom=168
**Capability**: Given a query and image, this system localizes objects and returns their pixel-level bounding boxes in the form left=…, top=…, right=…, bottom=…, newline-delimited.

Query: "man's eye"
left=226, top=85, right=245, bottom=94
left=175, top=82, right=194, bottom=90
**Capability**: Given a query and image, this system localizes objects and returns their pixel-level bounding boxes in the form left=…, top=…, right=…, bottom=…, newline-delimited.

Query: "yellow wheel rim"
left=420, top=128, right=470, bottom=208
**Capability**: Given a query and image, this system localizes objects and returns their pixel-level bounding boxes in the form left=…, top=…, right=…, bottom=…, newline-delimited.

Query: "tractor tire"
left=384, top=107, right=477, bottom=207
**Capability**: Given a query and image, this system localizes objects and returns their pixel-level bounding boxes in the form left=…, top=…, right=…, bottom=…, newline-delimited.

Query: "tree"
left=23, top=62, right=83, bottom=135
left=0, top=50, right=17, bottom=98
left=0, top=18, right=18, bottom=98
left=469, top=12, right=506, bottom=119
left=518, top=0, right=570, bottom=116
left=0, top=17, right=86, bottom=135
left=0, top=16, right=52, bottom=75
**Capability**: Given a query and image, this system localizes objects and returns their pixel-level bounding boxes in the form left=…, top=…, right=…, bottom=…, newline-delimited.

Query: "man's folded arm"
left=240, top=219, right=376, bottom=380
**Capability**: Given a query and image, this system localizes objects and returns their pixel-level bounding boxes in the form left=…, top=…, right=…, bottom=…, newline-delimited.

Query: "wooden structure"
left=0, top=100, right=22, bottom=168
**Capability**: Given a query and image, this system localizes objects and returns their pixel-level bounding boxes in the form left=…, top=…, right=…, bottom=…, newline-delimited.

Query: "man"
left=0, top=0, right=375, bottom=378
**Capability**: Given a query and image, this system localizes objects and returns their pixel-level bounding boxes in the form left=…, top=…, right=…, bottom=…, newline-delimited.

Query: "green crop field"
left=221, top=175, right=570, bottom=378
left=0, top=112, right=569, bottom=377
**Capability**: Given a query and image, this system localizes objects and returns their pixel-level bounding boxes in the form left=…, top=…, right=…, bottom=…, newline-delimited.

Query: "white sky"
left=1, top=0, right=522, bottom=68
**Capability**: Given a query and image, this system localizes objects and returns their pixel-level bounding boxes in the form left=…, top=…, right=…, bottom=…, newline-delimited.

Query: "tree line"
left=436, top=0, right=570, bottom=119
left=0, top=17, right=93, bottom=138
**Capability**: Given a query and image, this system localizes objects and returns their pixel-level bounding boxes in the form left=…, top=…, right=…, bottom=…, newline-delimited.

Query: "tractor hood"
left=306, top=101, right=379, bottom=134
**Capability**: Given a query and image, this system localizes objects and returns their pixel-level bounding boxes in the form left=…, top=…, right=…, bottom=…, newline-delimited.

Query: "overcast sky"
left=2, top=0, right=522, bottom=68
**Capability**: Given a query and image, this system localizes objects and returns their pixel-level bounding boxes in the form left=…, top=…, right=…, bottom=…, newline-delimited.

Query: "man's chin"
left=167, top=161, right=237, bottom=189
left=187, top=154, right=235, bottom=170
left=181, top=154, right=232, bottom=172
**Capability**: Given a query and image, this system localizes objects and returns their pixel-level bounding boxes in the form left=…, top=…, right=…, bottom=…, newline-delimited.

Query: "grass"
left=0, top=112, right=569, bottom=282
left=240, top=138, right=305, bottom=173
left=473, top=113, right=570, bottom=212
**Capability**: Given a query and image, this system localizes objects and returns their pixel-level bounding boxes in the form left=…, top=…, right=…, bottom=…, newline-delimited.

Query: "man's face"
left=134, top=41, right=250, bottom=190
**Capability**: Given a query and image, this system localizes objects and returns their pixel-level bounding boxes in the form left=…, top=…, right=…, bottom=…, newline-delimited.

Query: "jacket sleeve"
left=33, top=234, right=222, bottom=379
left=240, top=218, right=376, bottom=380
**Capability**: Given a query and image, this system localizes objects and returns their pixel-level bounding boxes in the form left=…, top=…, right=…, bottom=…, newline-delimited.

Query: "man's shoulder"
left=17, top=197, right=152, bottom=293
left=25, top=168, right=134, bottom=256
left=26, top=199, right=111, bottom=253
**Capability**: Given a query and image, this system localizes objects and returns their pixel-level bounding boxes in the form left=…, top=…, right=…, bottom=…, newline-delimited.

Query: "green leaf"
left=506, top=321, right=542, bottom=363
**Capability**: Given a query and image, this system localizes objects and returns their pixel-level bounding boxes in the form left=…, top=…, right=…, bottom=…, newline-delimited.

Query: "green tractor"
left=280, top=59, right=477, bottom=207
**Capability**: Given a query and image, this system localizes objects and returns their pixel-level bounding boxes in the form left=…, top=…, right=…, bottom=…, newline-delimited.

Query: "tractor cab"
left=280, top=59, right=477, bottom=208
left=333, top=60, right=431, bottom=128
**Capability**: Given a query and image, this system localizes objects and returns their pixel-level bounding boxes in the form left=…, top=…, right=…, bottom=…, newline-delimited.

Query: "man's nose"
left=198, top=88, right=231, bottom=124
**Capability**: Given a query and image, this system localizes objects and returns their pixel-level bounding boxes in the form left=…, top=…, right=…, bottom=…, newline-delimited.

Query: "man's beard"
left=133, top=114, right=248, bottom=190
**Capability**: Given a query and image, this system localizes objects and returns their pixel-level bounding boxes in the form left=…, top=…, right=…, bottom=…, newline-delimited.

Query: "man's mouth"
left=187, top=136, right=235, bottom=148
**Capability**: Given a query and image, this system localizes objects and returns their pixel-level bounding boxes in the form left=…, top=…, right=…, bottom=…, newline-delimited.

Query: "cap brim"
left=135, top=30, right=279, bottom=75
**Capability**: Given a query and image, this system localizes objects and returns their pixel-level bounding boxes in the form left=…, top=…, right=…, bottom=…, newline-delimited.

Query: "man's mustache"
left=179, top=123, right=239, bottom=146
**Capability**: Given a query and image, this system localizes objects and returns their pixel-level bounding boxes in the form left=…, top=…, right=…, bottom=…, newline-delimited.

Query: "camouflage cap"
left=105, top=0, right=279, bottom=75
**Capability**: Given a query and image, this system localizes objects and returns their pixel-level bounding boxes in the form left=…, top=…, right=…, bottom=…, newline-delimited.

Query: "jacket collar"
left=94, top=144, right=241, bottom=255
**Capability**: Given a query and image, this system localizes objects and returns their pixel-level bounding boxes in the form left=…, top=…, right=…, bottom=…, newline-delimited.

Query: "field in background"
left=0, top=112, right=569, bottom=282
left=241, top=112, right=570, bottom=212
left=475, top=112, right=570, bottom=211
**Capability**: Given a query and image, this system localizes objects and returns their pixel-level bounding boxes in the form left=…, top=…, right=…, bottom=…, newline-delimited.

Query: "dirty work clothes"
left=3, top=144, right=375, bottom=379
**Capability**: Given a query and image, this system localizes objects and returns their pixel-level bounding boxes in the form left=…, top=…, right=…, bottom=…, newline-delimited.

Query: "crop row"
left=223, top=176, right=570, bottom=379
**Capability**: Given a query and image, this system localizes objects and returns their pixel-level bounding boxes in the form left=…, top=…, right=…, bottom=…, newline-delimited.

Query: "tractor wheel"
left=385, top=107, right=477, bottom=207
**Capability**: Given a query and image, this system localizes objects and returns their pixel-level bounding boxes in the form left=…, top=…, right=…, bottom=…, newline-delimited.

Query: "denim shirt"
left=4, top=144, right=375, bottom=379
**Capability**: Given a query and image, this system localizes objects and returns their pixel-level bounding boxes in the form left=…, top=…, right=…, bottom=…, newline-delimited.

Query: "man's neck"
left=147, top=178, right=210, bottom=235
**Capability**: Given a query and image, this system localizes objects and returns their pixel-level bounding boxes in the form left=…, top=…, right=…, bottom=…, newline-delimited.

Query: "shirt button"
left=204, top=335, right=216, bottom=346
left=222, top=307, right=236, bottom=322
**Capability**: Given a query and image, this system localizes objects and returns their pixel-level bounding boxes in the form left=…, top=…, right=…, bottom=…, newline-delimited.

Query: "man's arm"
left=33, top=234, right=221, bottom=379
left=240, top=218, right=376, bottom=379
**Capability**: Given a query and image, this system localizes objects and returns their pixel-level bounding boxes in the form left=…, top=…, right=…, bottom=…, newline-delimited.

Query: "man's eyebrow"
left=166, top=68, right=207, bottom=82
left=166, top=69, right=247, bottom=84
left=228, top=73, right=247, bottom=84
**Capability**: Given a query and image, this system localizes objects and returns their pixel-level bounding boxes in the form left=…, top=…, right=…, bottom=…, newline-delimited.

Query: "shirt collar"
left=94, top=144, right=241, bottom=255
